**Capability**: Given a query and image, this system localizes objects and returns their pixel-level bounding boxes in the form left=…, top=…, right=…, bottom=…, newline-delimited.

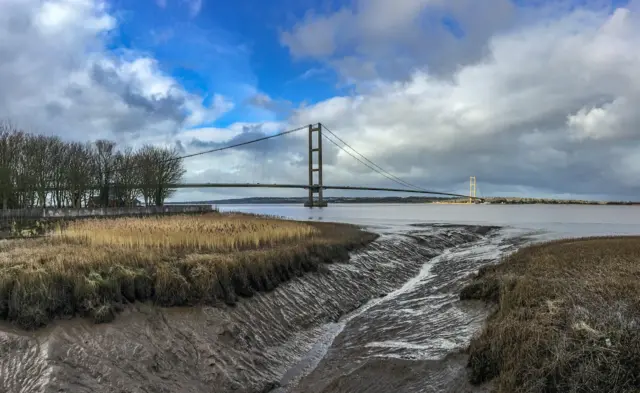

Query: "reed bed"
left=0, top=213, right=377, bottom=330
left=461, top=236, right=640, bottom=392
left=52, top=213, right=319, bottom=252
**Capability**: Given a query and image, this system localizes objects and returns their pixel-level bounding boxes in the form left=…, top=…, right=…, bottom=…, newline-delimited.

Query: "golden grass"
left=0, top=213, right=377, bottom=330
left=53, top=213, right=319, bottom=252
left=461, top=236, right=640, bottom=392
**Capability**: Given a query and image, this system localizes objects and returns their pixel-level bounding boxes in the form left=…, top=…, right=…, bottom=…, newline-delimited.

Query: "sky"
left=1, top=0, right=640, bottom=201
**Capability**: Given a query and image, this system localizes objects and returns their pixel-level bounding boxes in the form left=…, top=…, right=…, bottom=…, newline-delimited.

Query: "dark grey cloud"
left=281, top=0, right=518, bottom=83
left=90, top=63, right=188, bottom=125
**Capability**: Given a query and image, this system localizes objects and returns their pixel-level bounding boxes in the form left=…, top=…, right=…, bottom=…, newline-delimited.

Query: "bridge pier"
left=306, top=123, right=327, bottom=208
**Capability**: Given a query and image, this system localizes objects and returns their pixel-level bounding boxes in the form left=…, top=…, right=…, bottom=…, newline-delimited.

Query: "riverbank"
left=0, top=212, right=376, bottom=329
left=461, top=236, right=640, bottom=392
left=0, top=224, right=495, bottom=393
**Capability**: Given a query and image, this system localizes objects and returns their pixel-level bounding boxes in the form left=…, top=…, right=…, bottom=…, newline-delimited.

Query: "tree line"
left=0, top=123, right=185, bottom=210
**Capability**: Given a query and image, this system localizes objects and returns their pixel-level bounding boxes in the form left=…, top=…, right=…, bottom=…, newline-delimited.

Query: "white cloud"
left=0, top=0, right=229, bottom=145
left=283, top=4, right=640, bottom=199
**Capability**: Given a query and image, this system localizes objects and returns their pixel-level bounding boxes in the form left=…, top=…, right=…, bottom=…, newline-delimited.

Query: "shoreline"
left=460, top=236, right=640, bottom=392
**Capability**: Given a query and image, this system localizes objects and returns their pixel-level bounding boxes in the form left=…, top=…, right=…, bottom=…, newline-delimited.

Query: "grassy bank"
left=461, top=237, right=640, bottom=392
left=0, top=213, right=377, bottom=330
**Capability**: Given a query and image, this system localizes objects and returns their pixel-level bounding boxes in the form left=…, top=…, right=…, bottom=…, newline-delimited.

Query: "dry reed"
left=0, top=213, right=377, bottom=329
left=52, top=213, right=319, bottom=252
left=461, top=236, right=640, bottom=392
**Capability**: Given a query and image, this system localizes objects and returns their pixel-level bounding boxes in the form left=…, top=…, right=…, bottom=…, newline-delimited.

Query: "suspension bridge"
left=165, top=123, right=480, bottom=207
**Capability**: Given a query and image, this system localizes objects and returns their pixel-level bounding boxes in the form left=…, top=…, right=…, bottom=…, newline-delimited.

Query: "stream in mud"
left=269, top=225, right=532, bottom=393
left=4, top=205, right=640, bottom=393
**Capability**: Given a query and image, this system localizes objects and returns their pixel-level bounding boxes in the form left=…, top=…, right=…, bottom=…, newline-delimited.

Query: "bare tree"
left=93, top=140, right=116, bottom=207
left=27, top=135, right=51, bottom=208
left=0, top=123, right=187, bottom=210
left=153, top=146, right=185, bottom=206
left=47, top=138, right=70, bottom=207
left=134, top=146, right=156, bottom=206
left=134, top=145, right=185, bottom=206
left=0, top=123, right=23, bottom=210
left=112, top=147, right=140, bottom=206
left=65, top=142, right=93, bottom=208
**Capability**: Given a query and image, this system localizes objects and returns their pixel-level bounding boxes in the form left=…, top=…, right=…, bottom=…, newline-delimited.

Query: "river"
left=219, top=203, right=640, bottom=237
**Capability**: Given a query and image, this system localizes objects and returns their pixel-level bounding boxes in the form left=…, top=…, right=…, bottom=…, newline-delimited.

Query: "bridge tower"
left=469, top=176, right=477, bottom=204
left=305, top=123, right=327, bottom=207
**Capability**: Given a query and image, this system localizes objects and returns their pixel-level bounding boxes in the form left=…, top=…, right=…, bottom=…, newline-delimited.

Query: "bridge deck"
left=36, top=183, right=478, bottom=200
left=167, top=183, right=474, bottom=199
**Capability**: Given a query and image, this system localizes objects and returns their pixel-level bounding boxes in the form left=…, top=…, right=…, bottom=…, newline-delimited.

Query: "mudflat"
left=0, top=223, right=495, bottom=393
left=462, top=236, right=640, bottom=392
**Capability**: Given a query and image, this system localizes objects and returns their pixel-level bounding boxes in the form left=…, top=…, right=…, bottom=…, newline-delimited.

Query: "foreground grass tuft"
left=461, top=237, right=640, bottom=393
left=0, top=213, right=377, bottom=330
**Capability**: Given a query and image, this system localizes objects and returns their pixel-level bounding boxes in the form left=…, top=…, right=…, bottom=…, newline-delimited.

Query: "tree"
left=112, top=147, right=140, bottom=207
left=0, top=123, right=24, bottom=210
left=65, top=142, right=93, bottom=208
left=21, top=134, right=44, bottom=207
left=92, top=139, right=116, bottom=207
left=0, top=123, right=186, bottom=209
left=47, top=137, right=67, bottom=208
left=153, top=146, right=185, bottom=206
left=134, top=145, right=185, bottom=206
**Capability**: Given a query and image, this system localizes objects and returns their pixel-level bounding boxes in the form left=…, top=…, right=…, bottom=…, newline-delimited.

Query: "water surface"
left=220, top=203, right=640, bottom=237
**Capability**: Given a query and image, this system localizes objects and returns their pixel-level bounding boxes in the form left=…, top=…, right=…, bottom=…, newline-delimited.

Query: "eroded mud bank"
left=0, top=224, right=521, bottom=393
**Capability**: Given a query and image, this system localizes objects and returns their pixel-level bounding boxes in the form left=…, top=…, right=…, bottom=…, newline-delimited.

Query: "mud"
left=0, top=224, right=530, bottom=393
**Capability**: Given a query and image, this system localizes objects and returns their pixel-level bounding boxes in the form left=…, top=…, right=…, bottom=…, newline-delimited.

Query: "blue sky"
left=107, top=0, right=347, bottom=128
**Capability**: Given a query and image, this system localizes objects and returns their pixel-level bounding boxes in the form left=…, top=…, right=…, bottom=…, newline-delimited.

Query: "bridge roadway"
left=36, top=183, right=479, bottom=201
left=166, top=183, right=477, bottom=200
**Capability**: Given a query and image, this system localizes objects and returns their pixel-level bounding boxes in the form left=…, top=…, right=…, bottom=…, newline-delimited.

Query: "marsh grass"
left=53, top=213, right=319, bottom=251
left=461, top=237, right=640, bottom=393
left=0, top=213, right=376, bottom=330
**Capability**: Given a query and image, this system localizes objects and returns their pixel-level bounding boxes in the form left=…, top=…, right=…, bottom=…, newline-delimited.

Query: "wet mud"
left=0, top=224, right=531, bottom=393
left=280, top=225, right=530, bottom=393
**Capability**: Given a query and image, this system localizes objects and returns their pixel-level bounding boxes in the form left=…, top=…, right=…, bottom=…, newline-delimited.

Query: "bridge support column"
left=304, top=123, right=327, bottom=208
